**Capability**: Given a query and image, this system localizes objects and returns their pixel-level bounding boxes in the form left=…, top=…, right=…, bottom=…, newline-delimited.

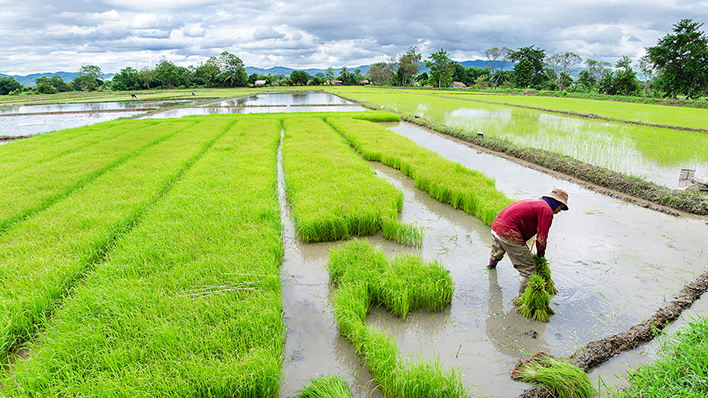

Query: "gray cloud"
left=1, top=0, right=707, bottom=74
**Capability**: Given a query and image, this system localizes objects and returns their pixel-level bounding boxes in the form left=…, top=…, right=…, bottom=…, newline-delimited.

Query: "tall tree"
left=585, top=59, right=611, bottom=89
left=547, top=52, right=582, bottom=91
left=638, top=55, right=655, bottom=97
left=155, top=59, right=179, bottom=89
left=74, top=65, right=103, bottom=91
left=397, top=46, right=421, bottom=86
left=613, top=56, right=641, bottom=96
left=509, top=45, right=546, bottom=88
left=485, top=46, right=512, bottom=88
left=647, top=18, right=708, bottom=99
left=325, top=66, right=335, bottom=84
left=290, top=70, right=310, bottom=85
left=425, top=48, right=454, bottom=88
left=367, top=61, right=395, bottom=85
left=0, top=76, right=23, bottom=95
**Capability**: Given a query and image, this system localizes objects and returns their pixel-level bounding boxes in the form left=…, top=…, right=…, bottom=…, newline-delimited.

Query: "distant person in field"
left=487, top=188, right=569, bottom=298
left=131, top=94, right=137, bottom=99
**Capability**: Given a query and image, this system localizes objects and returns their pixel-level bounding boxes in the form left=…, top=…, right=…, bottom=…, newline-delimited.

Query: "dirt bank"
left=0, top=135, right=34, bottom=142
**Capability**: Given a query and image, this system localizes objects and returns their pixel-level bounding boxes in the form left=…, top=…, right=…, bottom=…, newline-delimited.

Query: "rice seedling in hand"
left=533, top=254, right=557, bottom=295
left=297, top=375, right=353, bottom=398
left=511, top=352, right=595, bottom=398
left=517, top=274, right=556, bottom=322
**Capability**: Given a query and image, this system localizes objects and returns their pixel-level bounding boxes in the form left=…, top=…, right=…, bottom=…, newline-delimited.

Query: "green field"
left=0, top=108, right=518, bottom=396
left=325, top=86, right=708, bottom=189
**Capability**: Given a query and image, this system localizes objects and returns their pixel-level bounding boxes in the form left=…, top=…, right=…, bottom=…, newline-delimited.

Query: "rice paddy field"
left=325, top=87, right=708, bottom=189
left=1, top=90, right=707, bottom=398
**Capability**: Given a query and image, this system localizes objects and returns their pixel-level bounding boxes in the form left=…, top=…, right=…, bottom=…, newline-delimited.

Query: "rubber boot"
left=513, top=276, right=529, bottom=306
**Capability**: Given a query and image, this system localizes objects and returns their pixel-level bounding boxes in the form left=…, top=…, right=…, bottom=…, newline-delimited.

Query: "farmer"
left=487, top=188, right=569, bottom=297
left=131, top=94, right=137, bottom=99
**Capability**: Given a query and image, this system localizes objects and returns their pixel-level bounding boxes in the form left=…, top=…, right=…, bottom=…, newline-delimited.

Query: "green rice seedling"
left=326, top=116, right=513, bottom=226
left=281, top=116, right=403, bottom=243
left=517, top=274, right=556, bottom=322
left=399, top=356, right=466, bottom=398
left=511, top=352, right=595, bottom=398
left=607, top=318, right=708, bottom=398
left=381, top=216, right=424, bottom=247
left=533, top=254, right=558, bottom=295
left=0, top=119, right=194, bottom=236
left=3, top=115, right=286, bottom=396
left=327, top=240, right=463, bottom=397
left=0, top=116, right=234, bottom=361
left=297, top=375, right=353, bottom=398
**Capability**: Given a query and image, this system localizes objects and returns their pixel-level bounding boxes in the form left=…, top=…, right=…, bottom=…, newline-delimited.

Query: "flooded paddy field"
left=279, top=117, right=708, bottom=397
left=141, top=92, right=365, bottom=118
left=0, top=99, right=200, bottom=138
left=327, top=87, right=708, bottom=189
left=2, top=90, right=706, bottom=397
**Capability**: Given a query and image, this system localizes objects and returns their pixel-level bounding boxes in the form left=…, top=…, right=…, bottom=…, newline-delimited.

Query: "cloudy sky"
left=1, top=0, right=707, bottom=75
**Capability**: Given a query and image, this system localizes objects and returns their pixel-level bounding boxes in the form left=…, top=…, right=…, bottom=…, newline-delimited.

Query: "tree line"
left=1, top=19, right=706, bottom=100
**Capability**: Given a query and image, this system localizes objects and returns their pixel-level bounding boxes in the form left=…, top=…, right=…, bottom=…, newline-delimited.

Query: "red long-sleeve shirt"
left=491, top=199, right=554, bottom=257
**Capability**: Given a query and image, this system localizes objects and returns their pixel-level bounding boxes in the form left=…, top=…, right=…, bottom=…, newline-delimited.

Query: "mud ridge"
left=0, top=135, right=34, bottom=142
left=349, top=99, right=707, bottom=216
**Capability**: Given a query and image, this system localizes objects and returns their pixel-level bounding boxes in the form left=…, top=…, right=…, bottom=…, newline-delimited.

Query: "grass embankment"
left=0, top=119, right=194, bottom=235
left=328, top=240, right=464, bottom=397
left=3, top=115, right=284, bottom=396
left=326, top=116, right=513, bottom=226
left=607, top=318, right=708, bottom=398
left=281, top=115, right=411, bottom=243
left=0, top=116, right=232, bottom=360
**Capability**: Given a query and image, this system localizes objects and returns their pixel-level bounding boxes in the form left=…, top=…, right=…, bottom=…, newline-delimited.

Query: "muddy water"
left=0, top=111, right=144, bottom=137
left=279, top=118, right=708, bottom=398
left=0, top=100, right=197, bottom=115
left=144, top=93, right=365, bottom=119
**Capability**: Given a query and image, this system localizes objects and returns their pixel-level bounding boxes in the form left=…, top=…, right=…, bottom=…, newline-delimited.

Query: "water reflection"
left=0, top=112, right=143, bottom=137
left=0, top=99, right=197, bottom=115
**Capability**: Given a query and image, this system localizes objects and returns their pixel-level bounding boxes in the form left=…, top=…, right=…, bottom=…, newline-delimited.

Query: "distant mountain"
left=245, top=60, right=509, bottom=77
left=0, top=72, right=115, bottom=87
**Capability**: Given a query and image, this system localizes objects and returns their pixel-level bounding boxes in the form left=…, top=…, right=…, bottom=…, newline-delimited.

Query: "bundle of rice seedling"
left=533, top=254, right=558, bottom=295
left=517, top=274, right=556, bottom=322
left=297, top=375, right=353, bottom=398
left=511, top=352, right=595, bottom=398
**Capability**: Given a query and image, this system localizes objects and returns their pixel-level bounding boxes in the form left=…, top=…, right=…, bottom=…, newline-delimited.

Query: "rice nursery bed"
left=2, top=97, right=707, bottom=398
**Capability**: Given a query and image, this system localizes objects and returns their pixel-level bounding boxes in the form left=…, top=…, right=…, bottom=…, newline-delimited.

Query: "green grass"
left=297, top=375, right=353, bottom=398
left=0, top=118, right=194, bottom=236
left=281, top=115, right=404, bottom=242
left=2, top=115, right=285, bottom=396
left=327, top=240, right=464, bottom=397
left=326, top=116, right=513, bottom=226
left=511, top=352, right=595, bottom=398
left=607, top=317, right=708, bottom=398
left=0, top=116, right=232, bottom=360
